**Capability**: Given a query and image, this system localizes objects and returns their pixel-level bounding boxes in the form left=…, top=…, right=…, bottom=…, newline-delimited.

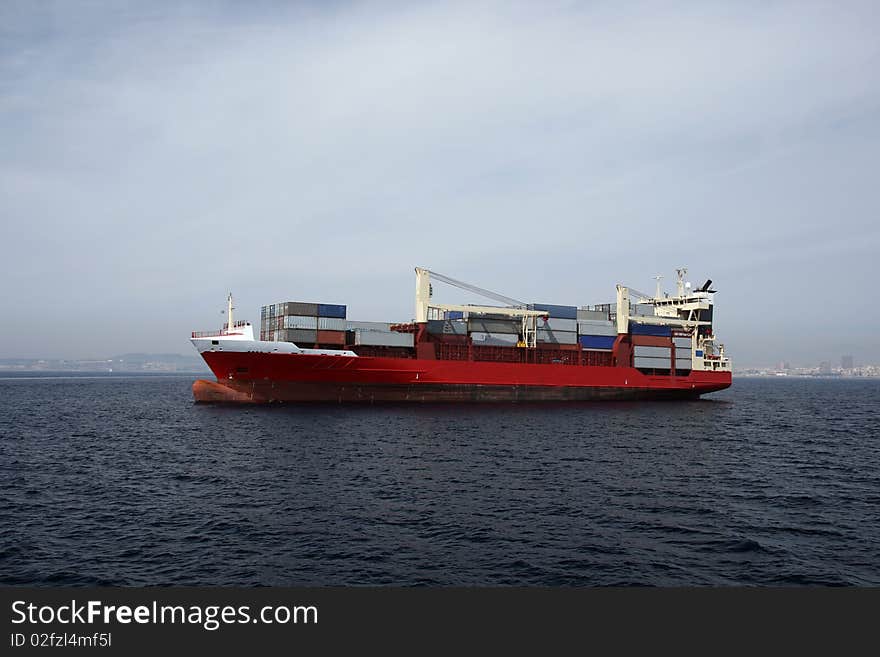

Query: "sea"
left=1, top=373, right=878, bottom=586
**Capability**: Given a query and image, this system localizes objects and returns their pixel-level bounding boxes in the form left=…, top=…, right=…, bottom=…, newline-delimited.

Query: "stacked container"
left=630, top=323, right=673, bottom=363
left=343, top=320, right=416, bottom=348
left=576, top=302, right=617, bottom=353
left=673, top=335, right=692, bottom=371
left=352, top=329, right=414, bottom=347
left=633, top=345, right=672, bottom=370
left=260, top=301, right=347, bottom=346
left=261, top=302, right=288, bottom=341
left=577, top=317, right=617, bottom=352
left=531, top=303, right=578, bottom=346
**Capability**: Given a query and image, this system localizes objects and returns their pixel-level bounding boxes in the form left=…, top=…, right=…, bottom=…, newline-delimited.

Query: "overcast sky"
left=2, top=1, right=878, bottom=367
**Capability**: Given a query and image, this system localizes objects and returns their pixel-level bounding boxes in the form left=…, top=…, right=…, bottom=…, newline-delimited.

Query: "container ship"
left=190, top=267, right=731, bottom=403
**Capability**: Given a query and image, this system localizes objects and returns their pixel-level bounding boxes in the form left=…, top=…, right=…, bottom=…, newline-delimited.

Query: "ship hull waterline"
left=193, top=351, right=731, bottom=403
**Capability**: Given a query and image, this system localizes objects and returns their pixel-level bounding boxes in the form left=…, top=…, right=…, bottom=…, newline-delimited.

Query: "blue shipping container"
left=530, top=303, right=578, bottom=320
left=317, top=303, right=347, bottom=319
left=446, top=311, right=464, bottom=320
left=630, top=322, right=672, bottom=337
left=579, top=335, right=616, bottom=350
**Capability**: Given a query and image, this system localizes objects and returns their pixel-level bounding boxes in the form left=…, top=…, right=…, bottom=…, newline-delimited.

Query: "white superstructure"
left=617, top=269, right=731, bottom=372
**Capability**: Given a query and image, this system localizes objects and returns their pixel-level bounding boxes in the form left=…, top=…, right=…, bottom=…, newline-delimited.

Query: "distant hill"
left=109, top=353, right=206, bottom=365
left=108, top=353, right=210, bottom=372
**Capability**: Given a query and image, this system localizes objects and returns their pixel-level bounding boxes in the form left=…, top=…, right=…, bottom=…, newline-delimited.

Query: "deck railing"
left=191, top=321, right=250, bottom=339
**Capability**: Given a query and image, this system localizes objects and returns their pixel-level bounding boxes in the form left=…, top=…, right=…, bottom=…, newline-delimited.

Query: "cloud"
left=1, top=1, right=879, bottom=364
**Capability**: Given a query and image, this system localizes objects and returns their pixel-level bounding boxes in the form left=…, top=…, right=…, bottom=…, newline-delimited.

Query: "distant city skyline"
left=2, top=1, right=879, bottom=365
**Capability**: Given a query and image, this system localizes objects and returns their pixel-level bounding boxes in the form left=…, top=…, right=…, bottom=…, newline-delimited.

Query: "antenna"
left=675, top=267, right=688, bottom=297
left=653, top=274, right=663, bottom=299
left=226, top=292, right=234, bottom=331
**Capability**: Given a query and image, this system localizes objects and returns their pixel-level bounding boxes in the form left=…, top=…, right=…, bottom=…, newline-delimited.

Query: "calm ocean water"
left=1, top=374, right=878, bottom=586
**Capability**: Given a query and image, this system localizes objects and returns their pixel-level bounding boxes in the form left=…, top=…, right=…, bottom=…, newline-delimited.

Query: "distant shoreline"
left=3, top=371, right=877, bottom=382
left=0, top=370, right=207, bottom=378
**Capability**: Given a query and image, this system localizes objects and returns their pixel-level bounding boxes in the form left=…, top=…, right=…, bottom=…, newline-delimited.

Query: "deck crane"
left=414, top=267, right=549, bottom=348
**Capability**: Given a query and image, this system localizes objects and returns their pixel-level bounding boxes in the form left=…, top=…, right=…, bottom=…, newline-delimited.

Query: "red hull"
left=194, top=351, right=731, bottom=403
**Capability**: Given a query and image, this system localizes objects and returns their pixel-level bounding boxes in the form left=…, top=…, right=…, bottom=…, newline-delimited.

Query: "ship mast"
left=226, top=292, right=234, bottom=331
left=675, top=268, right=688, bottom=297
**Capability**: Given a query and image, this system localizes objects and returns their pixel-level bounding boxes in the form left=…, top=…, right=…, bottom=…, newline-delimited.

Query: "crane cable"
left=425, top=269, right=526, bottom=307
left=622, top=285, right=654, bottom=303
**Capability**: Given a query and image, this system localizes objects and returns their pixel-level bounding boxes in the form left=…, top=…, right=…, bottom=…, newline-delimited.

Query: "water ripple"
left=1, top=375, right=879, bottom=586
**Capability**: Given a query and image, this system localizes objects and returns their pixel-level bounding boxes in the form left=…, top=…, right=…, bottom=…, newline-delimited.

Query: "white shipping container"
left=673, top=337, right=692, bottom=349
left=283, top=315, right=318, bottom=330
left=346, top=321, right=393, bottom=332
left=633, top=356, right=671, bottom=369
left=536, top=329, right=578, bottom=345
left=318, top=317, right=346, bottom=331
left=577, top=322, right=616, bottom=336
left=634, top=345, right=671, bottom=358
left=354, top=330, right=414, bottom=347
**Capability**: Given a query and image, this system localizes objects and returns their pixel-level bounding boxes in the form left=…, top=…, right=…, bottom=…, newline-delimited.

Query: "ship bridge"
left=617, top=268, right=731, bottom=373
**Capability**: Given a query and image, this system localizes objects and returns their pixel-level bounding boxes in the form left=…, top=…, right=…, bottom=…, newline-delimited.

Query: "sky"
left=1, top=0, right=879, bottom=367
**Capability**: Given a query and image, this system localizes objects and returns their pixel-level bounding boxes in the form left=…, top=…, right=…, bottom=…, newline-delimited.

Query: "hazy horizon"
left=3, top=1, right=879, bottom=368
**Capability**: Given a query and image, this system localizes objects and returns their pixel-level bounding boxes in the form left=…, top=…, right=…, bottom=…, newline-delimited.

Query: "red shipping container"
left=316, top=330, right=345, bottom=345
left=630, top=335, right=672, bottom=347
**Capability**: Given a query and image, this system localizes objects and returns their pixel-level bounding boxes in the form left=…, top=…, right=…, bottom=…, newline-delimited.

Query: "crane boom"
left=414, top=267, right=545, bottom=347
left=423, top=268, right=525, bottom=307
left=431, top=303, right=547, bottom=318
